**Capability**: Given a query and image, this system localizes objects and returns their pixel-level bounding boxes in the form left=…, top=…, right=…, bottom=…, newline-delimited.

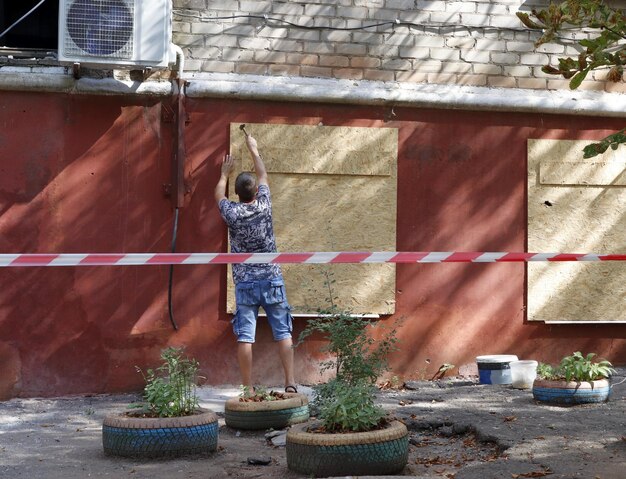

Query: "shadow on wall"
left=0, top=93, right=194, bottom=397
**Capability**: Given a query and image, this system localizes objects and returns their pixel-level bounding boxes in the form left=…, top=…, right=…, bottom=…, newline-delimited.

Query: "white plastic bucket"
left=476, top=355, right=519, bottom=385
left=510, top=360, right=538, bottom=389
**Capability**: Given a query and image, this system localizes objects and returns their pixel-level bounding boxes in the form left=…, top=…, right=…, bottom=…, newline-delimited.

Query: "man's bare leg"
left=237, top=342, right=253, bottom=391
left=277, top=337, right=295, bottom=389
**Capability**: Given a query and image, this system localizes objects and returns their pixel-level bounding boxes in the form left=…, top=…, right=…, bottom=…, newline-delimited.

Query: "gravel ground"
left=0, top=370, right=624, bottom=479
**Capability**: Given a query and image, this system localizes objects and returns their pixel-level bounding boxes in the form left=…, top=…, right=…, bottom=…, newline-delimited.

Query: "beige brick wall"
left=173, top=0, right=626, bottom=93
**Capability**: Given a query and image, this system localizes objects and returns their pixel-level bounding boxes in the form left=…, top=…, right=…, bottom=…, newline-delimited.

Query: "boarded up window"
left=226, top=123, right=398, bottom=315
left=527, top=139, right=626, bottom=322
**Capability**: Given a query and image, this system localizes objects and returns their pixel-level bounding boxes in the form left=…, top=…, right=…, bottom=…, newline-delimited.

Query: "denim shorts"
left=232, top=278, right=293, bottom=343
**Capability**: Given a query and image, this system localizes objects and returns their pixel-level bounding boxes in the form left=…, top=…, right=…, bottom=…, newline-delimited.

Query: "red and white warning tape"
left=0, top=251, right=624, bottom=267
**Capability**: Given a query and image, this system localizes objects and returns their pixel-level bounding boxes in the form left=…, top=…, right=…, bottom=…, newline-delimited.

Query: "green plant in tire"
left=133, top=346, right=201, bottom=417
left=537, top=352, right=615, bottom=382
left=298, top=308, right=399, bottom=433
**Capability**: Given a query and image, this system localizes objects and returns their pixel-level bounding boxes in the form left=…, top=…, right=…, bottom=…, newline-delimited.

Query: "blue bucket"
left=476, top=355, right=519, bottom=385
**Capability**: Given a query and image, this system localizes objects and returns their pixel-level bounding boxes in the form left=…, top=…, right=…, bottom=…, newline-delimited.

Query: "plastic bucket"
left=476, top=355, right=518, bottom=385
left=510, top=360, right=538, bottom=389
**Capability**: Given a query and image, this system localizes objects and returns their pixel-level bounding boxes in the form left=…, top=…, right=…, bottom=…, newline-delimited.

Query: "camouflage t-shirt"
left=218, top=184, right=282, bottom=284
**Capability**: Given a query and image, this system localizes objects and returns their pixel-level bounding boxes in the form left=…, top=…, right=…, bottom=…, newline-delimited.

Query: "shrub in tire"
left=286, top=420, right=409, bottom=476
left=224, top=392, right=309, bottom=430
left=102, top=408, right=218, bottom=458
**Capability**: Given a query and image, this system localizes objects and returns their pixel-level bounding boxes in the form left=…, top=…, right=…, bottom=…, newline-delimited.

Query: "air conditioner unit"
left=58, top=0, right=173, bottom=69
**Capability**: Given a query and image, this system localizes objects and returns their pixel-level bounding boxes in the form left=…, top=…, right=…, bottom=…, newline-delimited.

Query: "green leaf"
left=569, top=67, right=590, bottom=89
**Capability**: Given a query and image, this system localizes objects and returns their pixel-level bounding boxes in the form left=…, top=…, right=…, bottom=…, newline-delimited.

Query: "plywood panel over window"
left=527, top=139, right=626, bottom=322
left=226, top=123, right=398, bottom=315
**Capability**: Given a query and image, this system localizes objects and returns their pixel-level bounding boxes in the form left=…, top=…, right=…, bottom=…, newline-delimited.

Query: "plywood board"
left=527, top=139, right=626, bottom=322
left=226, top=123, right=398, bottom=315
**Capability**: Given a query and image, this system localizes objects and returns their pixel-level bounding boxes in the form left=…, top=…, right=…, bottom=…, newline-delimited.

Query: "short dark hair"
left=235, top=172, right=256, bottom=202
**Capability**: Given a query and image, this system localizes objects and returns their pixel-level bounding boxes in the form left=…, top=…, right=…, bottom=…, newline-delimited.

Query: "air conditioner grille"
left=63, top=0, right=134, bottom=59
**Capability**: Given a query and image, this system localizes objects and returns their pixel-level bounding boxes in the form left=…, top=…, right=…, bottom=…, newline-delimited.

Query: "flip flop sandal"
left=284, top=385, right=298, bottom=393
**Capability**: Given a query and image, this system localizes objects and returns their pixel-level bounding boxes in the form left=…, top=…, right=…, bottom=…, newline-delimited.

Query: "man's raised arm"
left=245, top=135, right=268, bottom=186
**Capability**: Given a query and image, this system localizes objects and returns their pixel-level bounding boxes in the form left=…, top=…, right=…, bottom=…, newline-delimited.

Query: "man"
left=214, top=133, right=297, bottom=394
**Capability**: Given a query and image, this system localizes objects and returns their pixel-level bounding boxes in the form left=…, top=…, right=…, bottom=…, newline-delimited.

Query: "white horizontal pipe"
left=3, top=68, right=626, bottom=118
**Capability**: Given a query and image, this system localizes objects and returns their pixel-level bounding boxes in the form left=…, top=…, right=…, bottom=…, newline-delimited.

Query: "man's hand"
left=215, top=154, right=234, bottom=203
left=245, top=135, right=259, bottom=157
left=221, top=154, right=235, bottom=177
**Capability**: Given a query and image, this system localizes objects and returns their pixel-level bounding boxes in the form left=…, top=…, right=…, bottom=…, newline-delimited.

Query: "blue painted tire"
left=225, top=392, right=309, bottom=430
left=532, top=379, right=611, bottom=405
left=286, top=420, right=409, bottom=476
left=102, top=408, right=218, bottom=458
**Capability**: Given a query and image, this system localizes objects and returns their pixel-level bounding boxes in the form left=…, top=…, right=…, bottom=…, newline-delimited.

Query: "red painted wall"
left=0, top=91, right=624, bottom=399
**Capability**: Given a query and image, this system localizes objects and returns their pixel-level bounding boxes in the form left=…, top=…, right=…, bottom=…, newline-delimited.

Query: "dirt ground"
left=1, top=371, right=625, bottom=479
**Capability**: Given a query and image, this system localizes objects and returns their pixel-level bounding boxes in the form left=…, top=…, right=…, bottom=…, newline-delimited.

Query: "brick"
left=191, top=23, right=223, bottom=34
left=173, top=22, right=191, bottom=33
left=445, top=1, right=476, bottom=13
left=381, top=58, right=413, bottom=70
left=461, top=13, right=490, bottom=25
left=333, top=68, right=364, bottom=80
left=200, top=60, right=235, bottom=73
left=506, top=41, right=535, bottom=53
left=446, top=37, right=476, bottom=49
left=604, top=82, right=626, bottom=93
left=271, top=3, right=305, bottom=15
left=399, top=47, right=430, bottom=59
left=257, top=28, right=289, bottom=39
left=490, top=14, right=523, bottom=29
left=439, top=61, right=473, bottom=73
left=474, top=64, right=502, bottom=75
left=221, top=48, right=255, bottom=61
left=520, top=53, right=550, bottom=65
left=503, top=65, right=533, bottom=77
left=412, top=59, right=445, bottom=72
left=413, top=35, right=445, bottom=47
left=363, top=69, right=395, bottom=82
left=205, top=36, right=238, bottom=48
left=319, top=55, right=350, bottom=67
left=395, top=70, right=429, bottom=83
left=399, top=10, right=431, bottom=23
left=304, top=5, right=336, bottom=16
left=460, top=50, right=490, bottom=63
left=238, top=37, right=271, bottom=49
left=475, top=39, right=506, bottom=51
left=254, top=51, right=287, bottom=63
left=222, top=24, right=255, bottom=36
left=518, top=78, right=547, bottom=89
left=430, top=48, right=460, bottom=61
left=235, top=63, right=268, bottom=75
left=456, top=73, right=488, bottom=86
left=269, top=40, right=303, bottom=53
left=286, top=53, right=319, bottom=65
left=207, top=0, right=237, bottom=8
left=179, top=0, right=206, bottom=8
left=301, top=65, right=334, bottom=78
left=371, top=9, right=404, bottom=21
left=488, top=76, right=517, bottom=87
left=352, top=32, right=384, bottom=45
left=303, top=42, right=334, bottom=54
left=336, top=44, right=367, bottom=55
left=491, top=52, right=520, bottom=64
left=476, top=4, right=509, bottom=14
left=384, top=32, right=415, bottom=46
left=182, top=59, right=202, bottom=71
left=288, top=30, right=321, bottom=41
left=172, top=33, right=205, bottom=46
left=369, top=45, right=398, bottom=56
left=536, top=43, right=565, bottom=54
left=385, top=0, right=415, bottom=9
left=269, top=64, right=301, bottom=76
left=337, top=6, right=369, bottom=18
left=321, top=31, right=352, bottom=43
left=240, top=1, right=271, bottom=13
left=430, top=12, right=461, bottom=23
left=189, top=46, right=221, bottom=58
left=351, top=57, right=381, bottom=68
left=417, top=1, right=447, bottom=12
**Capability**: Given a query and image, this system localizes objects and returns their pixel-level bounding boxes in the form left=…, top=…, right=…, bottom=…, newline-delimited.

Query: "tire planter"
left=102, top=408, right=218, bottom=458
left=224, top=392, right=309, bottom=430
left=532, top=379, right=611, bottom=405
left=286, top=420, right=409, bottom=477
